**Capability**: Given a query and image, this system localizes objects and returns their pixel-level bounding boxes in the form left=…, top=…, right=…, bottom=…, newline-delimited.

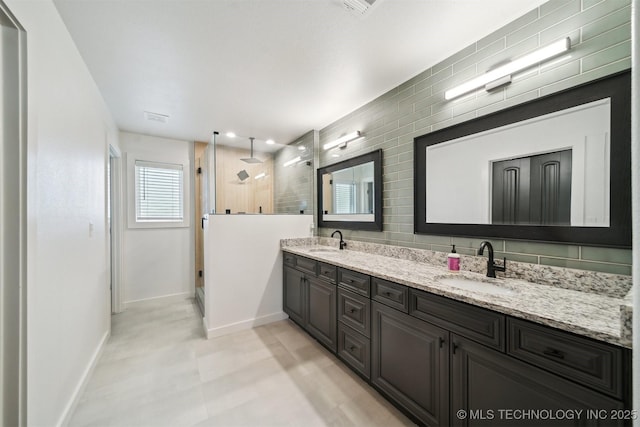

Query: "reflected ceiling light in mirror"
left=283, top=156, right=302, bottom=167
left=254, top=172, right=266, bottom=180
left=444, top=37, right=571, bottom=101
left=298, top=146, right=306, bottom=151
left=226, top=131, right=236, bottom=138
left=323, top=130, right=362, bottom=150
left=265, top=139, right=275, bottom=145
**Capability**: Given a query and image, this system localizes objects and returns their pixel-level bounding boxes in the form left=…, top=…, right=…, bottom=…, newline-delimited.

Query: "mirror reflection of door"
left=492, top=149, right=572, bottom=226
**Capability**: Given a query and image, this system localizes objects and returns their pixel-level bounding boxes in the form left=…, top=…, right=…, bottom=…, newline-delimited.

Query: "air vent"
left=144, top=111, right=169, bottom=124
left=343, top=0, right=378, bottom=15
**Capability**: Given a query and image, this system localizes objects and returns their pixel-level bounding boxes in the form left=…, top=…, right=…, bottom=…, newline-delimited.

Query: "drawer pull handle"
left=384, top=291, right=392, bottom=297
left=543, top=348, right=565, bottom=359
left=349, top=308, right=356, bottom=314
left=347, top=279, right=354, bottom=283
left=438, top=337, right=444, bottom=348
left=452, top=342, right=458, bottom=355
left=349, top=346, right=356, bottom=352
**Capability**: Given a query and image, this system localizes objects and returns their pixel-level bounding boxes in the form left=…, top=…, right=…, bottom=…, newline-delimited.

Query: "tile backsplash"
left=316, top=0, right=632, bottom=276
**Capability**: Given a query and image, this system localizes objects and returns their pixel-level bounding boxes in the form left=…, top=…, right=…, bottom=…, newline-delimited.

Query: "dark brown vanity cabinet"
left=283, top=252, right=631, bottom=427
left=336, top=270, right=372, bottom=379
left=283, top=255, right=337, bottom=352
left=451, top=335, right=624, bottom=427
left=372, top=301, right=450, bottom=427
left=306, top=275, right=337, bottom=351
left=283, top=266, right=306, bottom=327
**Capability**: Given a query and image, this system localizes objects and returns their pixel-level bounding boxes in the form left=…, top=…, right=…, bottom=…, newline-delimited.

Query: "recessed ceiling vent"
left=144, top=111, right=169, bottom=124
left=343, top=0, right=379, bottom=16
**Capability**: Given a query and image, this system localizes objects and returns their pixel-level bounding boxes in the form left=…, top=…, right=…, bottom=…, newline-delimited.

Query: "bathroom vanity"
left=281, top=240, right=632, bottom=426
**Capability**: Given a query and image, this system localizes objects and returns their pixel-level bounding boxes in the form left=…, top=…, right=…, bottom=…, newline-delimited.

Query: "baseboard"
left=57, top=329, right=110, bottom=427
left=204, top=312, right=288, bottom=339
left=124, top=291, right=193, bottom=308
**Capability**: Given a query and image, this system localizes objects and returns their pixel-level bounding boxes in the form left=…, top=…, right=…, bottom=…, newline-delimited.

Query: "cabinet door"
left=307, top=276, right=337, bottom=352
left=451, top=335, right=624, bottom=427
left=283, top=266, right=306, bottom=327
left=372, top=302, right=449, bottom=426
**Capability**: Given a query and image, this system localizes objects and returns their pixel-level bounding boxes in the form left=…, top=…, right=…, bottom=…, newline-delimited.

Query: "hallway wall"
left=4, top=0, right=119, bottom=425
left=120, top=131, right=195, bottom=304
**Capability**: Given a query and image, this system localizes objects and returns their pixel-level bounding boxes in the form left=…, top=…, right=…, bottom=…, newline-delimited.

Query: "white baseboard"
left=204, top=312, right=288, bottom=339
left=58, top=330, right=110, bottom=427
left=124, top=291, right=193, bottom=308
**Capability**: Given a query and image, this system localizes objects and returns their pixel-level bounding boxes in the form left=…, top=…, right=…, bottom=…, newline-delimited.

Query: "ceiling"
left=54, top=0, right=547, bottom=152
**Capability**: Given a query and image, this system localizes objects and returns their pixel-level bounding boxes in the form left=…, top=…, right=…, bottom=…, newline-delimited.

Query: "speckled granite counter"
left=281, top=239, right=632, bottom=349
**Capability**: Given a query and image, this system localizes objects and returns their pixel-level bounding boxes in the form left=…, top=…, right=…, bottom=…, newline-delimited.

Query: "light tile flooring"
left=69, top=298, right=414, bottom=426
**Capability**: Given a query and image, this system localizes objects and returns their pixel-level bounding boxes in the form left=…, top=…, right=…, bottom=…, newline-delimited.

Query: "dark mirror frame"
left=414, top=71, right=631, bottom=248
left=318, top=149, right=383, bottom=231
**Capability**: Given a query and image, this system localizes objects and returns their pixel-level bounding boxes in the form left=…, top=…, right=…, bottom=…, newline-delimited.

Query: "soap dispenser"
left=447, top=245, right=460, bottom=272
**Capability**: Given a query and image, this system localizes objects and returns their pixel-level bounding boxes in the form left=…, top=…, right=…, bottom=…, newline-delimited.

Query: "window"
left=135, top=160, right=184, bottom=222
left=334, top=182, right=355, bottom=214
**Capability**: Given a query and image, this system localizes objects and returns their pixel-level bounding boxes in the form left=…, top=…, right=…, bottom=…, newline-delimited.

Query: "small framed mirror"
left=318, top=149, right=382, bottom=231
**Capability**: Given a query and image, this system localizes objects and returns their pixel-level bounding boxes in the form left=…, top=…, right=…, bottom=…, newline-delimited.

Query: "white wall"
left=120, top=131, right=194, bottom=303
left=203, top=214, right=311, bottom=337
left=3, top=0, right=119, bottom=425
left=426, top=99, right=611, bottom=226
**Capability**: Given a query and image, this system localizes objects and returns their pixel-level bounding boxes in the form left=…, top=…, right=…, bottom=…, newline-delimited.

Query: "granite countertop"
left=282, top=243, right=632, bottom=349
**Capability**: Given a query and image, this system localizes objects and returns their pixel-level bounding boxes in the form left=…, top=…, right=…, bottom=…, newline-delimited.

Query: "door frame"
left=108, top=144, right=124, bottom=314
left=0, top=1, right=27, bottom=424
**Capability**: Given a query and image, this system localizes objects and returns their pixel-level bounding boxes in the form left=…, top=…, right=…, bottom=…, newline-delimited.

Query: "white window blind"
left=135, top=161, right=184, bottom=221
left=334, top=182, right=355, bottom=214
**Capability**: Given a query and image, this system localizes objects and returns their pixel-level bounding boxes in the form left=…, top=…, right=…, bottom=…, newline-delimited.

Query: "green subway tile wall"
left=316, top=0, right=632, bottom=275
left=274, top=131, right=316, bottom=214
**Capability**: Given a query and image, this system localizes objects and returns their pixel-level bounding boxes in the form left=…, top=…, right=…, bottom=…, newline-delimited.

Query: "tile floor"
left=69, top=297, right=414, bottom=426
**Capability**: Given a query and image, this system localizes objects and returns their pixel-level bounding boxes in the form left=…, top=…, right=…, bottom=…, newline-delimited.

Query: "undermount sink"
left=439, top=277, right=516, bottom=296
left=308, top=247, right=341, bottom=254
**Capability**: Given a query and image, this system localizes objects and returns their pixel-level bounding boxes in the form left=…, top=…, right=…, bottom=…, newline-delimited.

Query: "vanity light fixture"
left=444, top=37, right=571, bottom=101
left=283, top=156, right=302, bottom=167
left=323, top=131, right=362, bottom=150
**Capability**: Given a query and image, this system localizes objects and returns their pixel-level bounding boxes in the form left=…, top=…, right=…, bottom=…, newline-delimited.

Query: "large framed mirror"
left=414, top=71, right=631, bottom=248
left=318, top=149, right=382, bottom=231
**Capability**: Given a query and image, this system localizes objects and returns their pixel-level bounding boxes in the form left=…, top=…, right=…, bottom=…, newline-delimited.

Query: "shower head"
left=241, top=137, right=263, bottom=163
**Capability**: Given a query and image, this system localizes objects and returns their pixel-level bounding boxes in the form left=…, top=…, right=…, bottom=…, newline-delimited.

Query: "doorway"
left=0, top=1, right=27, bottom=424
left=108, top=145, right=123, bottom=313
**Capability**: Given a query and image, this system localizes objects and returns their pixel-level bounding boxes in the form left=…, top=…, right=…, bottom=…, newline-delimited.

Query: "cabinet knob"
left=349, top=346, right=356, bottom=352
left=349, top=308, right=356, bottom=314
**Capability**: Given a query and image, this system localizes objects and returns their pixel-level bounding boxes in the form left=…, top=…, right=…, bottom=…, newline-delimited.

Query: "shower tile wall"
left=274, top=130, right=316, bottom=214
left=317, top=0, right=632, bottom=276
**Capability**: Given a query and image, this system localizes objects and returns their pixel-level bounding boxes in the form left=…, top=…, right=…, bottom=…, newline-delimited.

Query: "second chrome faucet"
left=478, top=241, right=506, bottom=278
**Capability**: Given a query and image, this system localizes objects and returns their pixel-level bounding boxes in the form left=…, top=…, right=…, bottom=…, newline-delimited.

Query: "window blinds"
left=135, top=161, right=184, bottom=221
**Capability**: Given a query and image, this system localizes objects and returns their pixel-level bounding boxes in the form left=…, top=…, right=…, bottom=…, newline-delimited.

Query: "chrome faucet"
left=331, top=230, right=347, bottom=250
left=478, top=241, right=506, bottom=278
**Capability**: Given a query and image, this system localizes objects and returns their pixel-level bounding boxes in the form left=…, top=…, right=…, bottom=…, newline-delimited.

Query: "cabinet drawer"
left=409, top=289, right=505, bottom=351
left=283, top=252, right=296, bottom=267
left=318, top=262, right=337, bottom=283
left=338, top=288, right=370, bottom=337
left=338, top=323, right=370, bottom=380
left=372, top=278, right=408, bottom=313
left=295, top=256, right=318, bottom=276
left=338, top=268, right=370, bottom=297
left=508, top=318, right=627, bottom=399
